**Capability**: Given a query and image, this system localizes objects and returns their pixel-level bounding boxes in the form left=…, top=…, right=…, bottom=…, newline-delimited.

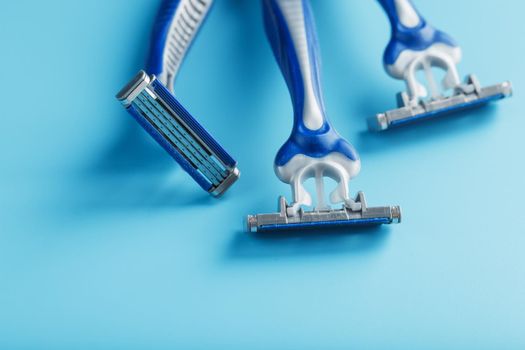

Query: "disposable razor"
left=116, top=0, right=239, bottom=196
left=247, top=0, right=401, bottom=233
left=368, top=0, right=512, bottom=131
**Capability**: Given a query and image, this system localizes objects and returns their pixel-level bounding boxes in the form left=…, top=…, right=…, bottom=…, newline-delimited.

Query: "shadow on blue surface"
left=70, top=116, right=213, bottom=212
left=62, top=172, right=215, bottom=217
left=92, top=120, right=173, bottom=176
left=227, top=225, right=390, bottom=259
left=69, top=116, right=216, bottom=214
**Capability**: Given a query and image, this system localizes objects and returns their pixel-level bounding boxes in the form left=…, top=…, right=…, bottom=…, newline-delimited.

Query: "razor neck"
left=378, top=0, right=425, bottom=31
left=263, top=0, right=327, bottom=132
left=147, top=0, right=213, bottom=91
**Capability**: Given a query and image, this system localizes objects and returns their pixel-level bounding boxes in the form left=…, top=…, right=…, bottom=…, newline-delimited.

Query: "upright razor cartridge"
left=368, top=0, right=512, bottom=131
left=116, top=0, right=239, bottom=196
left=247, top=0, right=401, bottom=232
left=117, top=71, right=239, bottom=197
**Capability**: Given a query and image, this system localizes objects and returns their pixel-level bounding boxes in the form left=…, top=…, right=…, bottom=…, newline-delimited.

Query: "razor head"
left=246, top=192, right=401, bottom=233
left=369, top=75, right=513, bottom=131
left=116, top=70, right=240, bottom=197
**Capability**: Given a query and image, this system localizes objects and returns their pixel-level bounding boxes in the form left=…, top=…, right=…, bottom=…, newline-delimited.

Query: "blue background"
left=1, top=0, right=524, bottom=348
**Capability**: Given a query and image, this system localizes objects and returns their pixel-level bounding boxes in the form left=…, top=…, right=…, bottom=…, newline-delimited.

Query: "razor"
left=368, top=0, right=512, bottom=131
left=116, top=0, right=239, bottom=196
left=247, top=0, right=401, bottom=233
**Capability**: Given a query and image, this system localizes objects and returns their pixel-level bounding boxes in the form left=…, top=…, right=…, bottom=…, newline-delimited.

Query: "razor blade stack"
left=117, top=71, right=239, bottom=196
left=247, top=0, right=401, bottom=232
left=368, top=0, right=512, bottom=131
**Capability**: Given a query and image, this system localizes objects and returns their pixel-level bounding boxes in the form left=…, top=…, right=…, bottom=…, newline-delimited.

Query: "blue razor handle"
left=263, top=0, right=359, bottom=165
left=147, top=0, right=213, bottom=92
left=377, top=0, right=462, bottom=102
left=377, top=0, right=458, bottom=68
left=263, top=0, right=361, bottom=214
left=117, top=71, right=239, bottom=197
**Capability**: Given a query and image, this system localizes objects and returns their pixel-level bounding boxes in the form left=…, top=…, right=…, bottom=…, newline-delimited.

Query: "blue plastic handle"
left=262, top=0, right=358, bottom=167
left=377, top=0, right=458, bottom=66
left=262, top=0, right=325, bottom=131
left=378, top=0, right=424, bottom=31
left=146, top=0, right=213, bottom=91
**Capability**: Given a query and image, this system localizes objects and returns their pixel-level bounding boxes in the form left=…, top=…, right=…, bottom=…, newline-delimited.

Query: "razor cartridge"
left=247, top=192, right=401, bottom=233
left=248, top=0, right=401, bottom=232
left=369, top=0, right=512, bottom=131
left=369, top=76, right=513, bottom=131
left=116, top=71, right=239, bottom=197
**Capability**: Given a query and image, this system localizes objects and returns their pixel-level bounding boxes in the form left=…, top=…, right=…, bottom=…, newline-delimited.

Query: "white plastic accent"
left=275, top=152, right=361, bottom=215
left=394, top=0, right=420, bottom=28
left=276, top=0, right=324, bottom=131
left=385, top=43, right=462, bottom=103
left=159, top=0, right=213, bottom=92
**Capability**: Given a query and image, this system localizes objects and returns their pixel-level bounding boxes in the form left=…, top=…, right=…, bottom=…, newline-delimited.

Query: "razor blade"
left=369, top=75, right=513, bottom=132
left=246, top=192, right=401, bottom=233
left=116, top=70, right=239, bottom=197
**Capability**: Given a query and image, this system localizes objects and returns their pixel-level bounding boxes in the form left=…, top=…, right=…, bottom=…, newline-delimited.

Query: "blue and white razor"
left=116, top=0, right=239, bottom=196
left=368, top=0, right=512, bottom=131
left=246, top=0, right=401, bottom=232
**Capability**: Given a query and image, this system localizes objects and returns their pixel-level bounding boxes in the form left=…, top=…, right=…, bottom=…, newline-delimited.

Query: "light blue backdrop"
left=1, top=0, right=524, bottom=349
